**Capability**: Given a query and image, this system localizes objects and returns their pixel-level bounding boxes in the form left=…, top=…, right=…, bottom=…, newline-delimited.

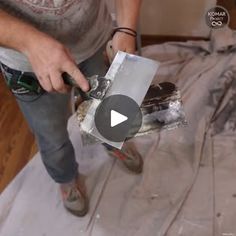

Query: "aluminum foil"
left=136, top=82, right=187, bottom=136
left=76, top=81, right=187, bottom=145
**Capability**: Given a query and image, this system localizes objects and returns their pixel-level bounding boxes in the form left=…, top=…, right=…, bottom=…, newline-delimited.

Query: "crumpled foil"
left=137, top=82, right=187, bottom=136
left=76, top=82, right=187, bottom=145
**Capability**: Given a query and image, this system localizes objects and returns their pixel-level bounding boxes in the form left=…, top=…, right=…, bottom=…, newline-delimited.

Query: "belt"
left=0, top=63, right=44, bottom=95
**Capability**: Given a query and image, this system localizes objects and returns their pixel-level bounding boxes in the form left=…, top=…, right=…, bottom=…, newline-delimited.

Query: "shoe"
left=60, top=175, right=89, bottom=217
left=107, top=143, right=143, bottom=174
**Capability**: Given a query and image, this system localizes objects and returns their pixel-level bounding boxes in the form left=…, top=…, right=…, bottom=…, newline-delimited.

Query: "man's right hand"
left=0, top=9, right=89, bottom=93
left=24, top=32, right=89, bottom=93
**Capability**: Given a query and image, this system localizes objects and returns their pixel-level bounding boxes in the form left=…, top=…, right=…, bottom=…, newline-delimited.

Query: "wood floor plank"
left=0, top=75, right=37, bottom=193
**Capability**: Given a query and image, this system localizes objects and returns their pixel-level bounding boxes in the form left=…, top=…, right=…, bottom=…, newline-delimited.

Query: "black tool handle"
left=62, top=72, right=91, bottom=100
left=62, top=72, right=78, bottom=87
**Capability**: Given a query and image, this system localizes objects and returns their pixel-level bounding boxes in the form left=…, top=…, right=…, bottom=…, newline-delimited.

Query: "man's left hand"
left=112, top=31, right=136, bottom=54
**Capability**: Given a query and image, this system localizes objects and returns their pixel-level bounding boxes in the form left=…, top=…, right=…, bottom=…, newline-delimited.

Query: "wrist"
left=117, top=24, right=137, bottom=31
left=116, top=20, right=137, bottom=31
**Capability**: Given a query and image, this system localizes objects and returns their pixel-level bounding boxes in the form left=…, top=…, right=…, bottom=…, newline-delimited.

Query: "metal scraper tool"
left=62, top=73, right=111, bottom=100
left=80, top=51, right=159, bottom=149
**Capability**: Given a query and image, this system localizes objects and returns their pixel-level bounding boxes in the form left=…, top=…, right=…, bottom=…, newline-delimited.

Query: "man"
left=0, top=0, right=143, bottom=217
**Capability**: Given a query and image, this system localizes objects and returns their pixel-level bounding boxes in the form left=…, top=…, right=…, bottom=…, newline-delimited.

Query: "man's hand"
left=25, top=33, right=89, bottom=93
left=112, top=32, right=136, bottom=55
left=105, top=32, right=136, bottom=63
left=0, top=10, right=89, bottom=94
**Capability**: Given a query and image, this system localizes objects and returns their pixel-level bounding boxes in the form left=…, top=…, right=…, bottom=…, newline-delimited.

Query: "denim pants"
left=1, top=47, right=107, bottom=183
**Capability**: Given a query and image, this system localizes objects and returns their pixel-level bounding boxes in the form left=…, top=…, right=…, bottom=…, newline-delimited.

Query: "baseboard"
left=141, top=34, right=209, bottom=46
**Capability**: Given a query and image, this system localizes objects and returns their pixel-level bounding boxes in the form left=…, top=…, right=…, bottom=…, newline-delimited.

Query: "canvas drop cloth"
left=0, top=27, right=236, bottom=236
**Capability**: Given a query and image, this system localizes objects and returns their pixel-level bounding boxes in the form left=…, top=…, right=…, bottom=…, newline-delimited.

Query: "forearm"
left=115, top=0, right=142, bottom=30
left=0, top=9, right=44, bottom=55
left=0, top=9, right=89, bottom=92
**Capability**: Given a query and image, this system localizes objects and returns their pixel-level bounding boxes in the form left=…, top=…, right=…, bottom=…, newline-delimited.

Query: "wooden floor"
left=0, top=75, right=37, bottom=193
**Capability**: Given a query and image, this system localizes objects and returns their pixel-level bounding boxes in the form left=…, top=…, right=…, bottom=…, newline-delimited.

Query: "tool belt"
left=0, top=63, right=43, bottom=95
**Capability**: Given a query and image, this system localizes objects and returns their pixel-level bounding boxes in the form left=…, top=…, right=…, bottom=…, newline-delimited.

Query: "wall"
left=140, top=0, right=216, bottom=37
left=218, top=0, right=236, bottom=29
left=106, top=0, right=217, bottom=37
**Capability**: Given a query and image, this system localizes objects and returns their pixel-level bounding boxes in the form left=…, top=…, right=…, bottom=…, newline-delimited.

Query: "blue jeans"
left=1, top=47, right=107, bottom=183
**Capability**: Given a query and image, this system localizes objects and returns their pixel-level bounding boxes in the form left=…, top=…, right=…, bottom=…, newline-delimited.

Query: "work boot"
left=106, top=143, right=143, bottom=174
left=60, top=175, right=89, bottom=217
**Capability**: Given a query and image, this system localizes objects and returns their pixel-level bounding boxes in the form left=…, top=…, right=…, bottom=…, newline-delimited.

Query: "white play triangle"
left=110, top=110, right=128, bottom=127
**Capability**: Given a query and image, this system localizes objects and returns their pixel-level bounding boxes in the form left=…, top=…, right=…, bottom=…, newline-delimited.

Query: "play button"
left=110, top=110, right=128, bottom=127
left=94, top=95, right=142, bottom=142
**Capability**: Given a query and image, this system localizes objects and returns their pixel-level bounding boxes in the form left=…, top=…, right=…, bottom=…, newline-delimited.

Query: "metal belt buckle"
left=17, top=72, right=43, bottom=95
